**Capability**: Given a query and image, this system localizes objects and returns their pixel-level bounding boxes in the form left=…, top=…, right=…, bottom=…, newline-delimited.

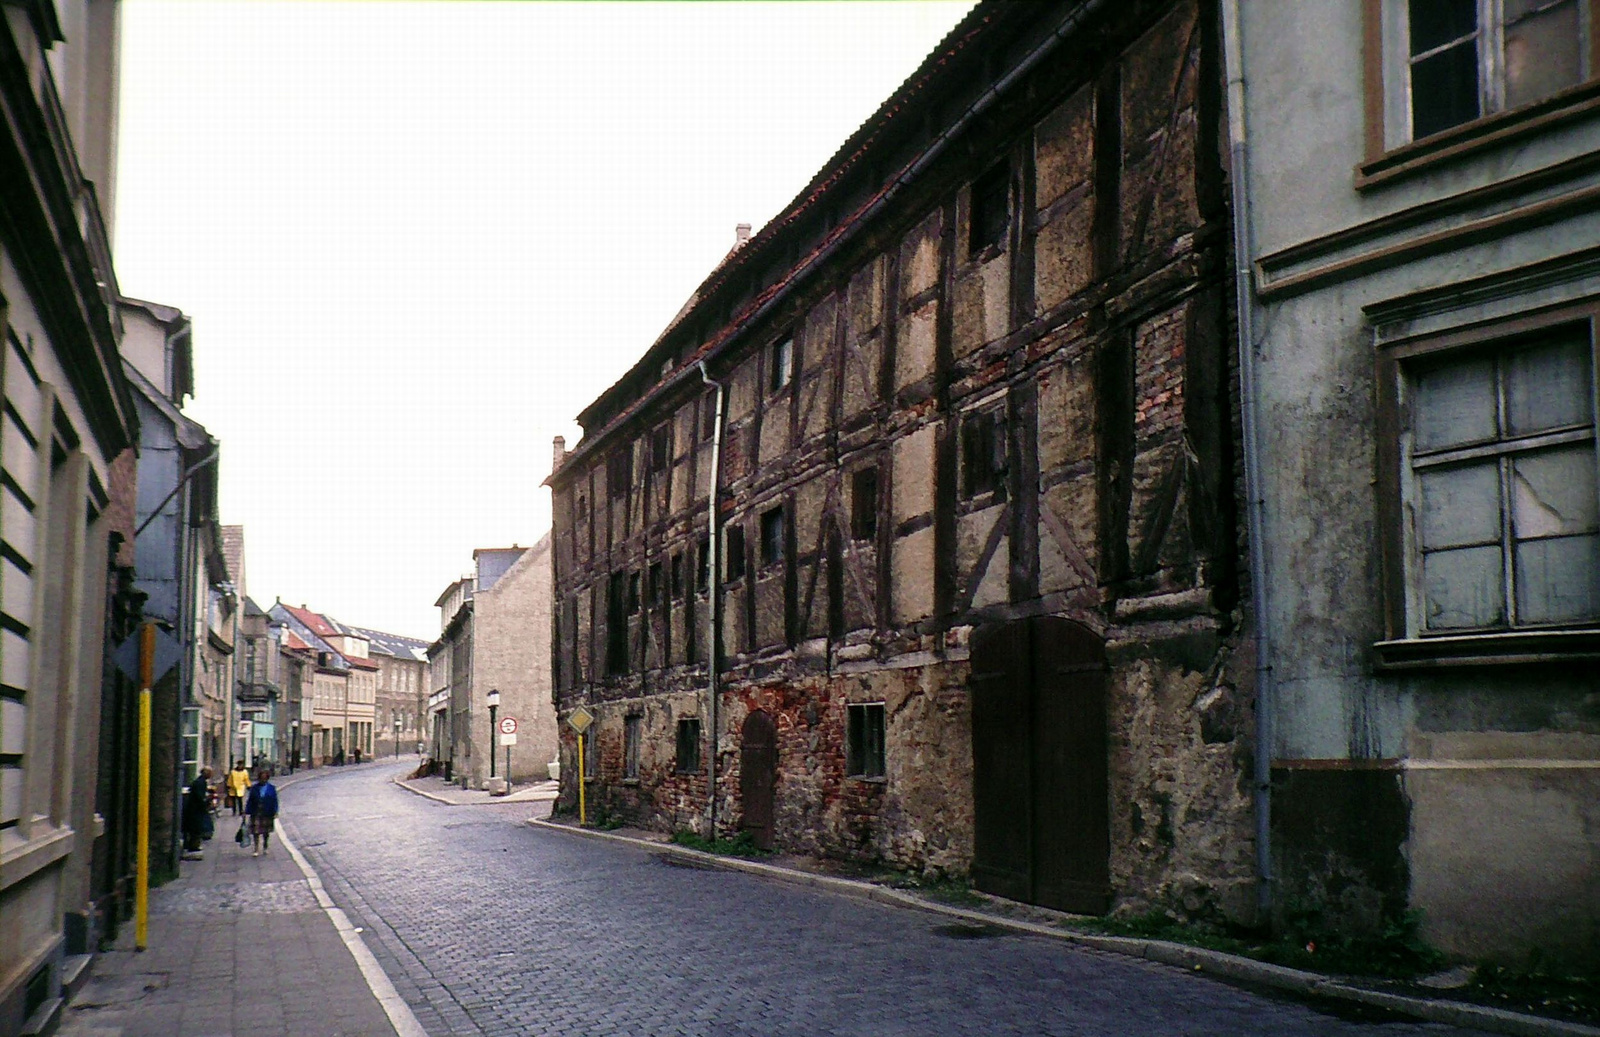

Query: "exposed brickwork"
left=550, top=0, right=1255, bottom=924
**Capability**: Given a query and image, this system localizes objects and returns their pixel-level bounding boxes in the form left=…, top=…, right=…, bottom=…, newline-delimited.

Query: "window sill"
left=1359, top=79, right=1600, bottom=190
left=847, top=774, right=887, bottom=784
left=1372, top=629, right=1600, bottom=671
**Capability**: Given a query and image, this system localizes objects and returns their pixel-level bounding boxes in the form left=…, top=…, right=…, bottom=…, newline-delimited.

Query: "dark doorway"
left=740, top=710, right=777, bottom=850
left=970, top=616, right=1109, bottom=913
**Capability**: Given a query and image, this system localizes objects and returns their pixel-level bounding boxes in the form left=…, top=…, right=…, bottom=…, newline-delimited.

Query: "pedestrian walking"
left=243, top=767, right=279, bottom=857
left=226, top=759, right=249, bottom=815
left=181, top=767, right=213, bottom=860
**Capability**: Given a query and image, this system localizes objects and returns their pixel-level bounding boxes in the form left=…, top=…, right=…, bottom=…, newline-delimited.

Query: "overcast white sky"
left=114, top=1, right=975, bottom=641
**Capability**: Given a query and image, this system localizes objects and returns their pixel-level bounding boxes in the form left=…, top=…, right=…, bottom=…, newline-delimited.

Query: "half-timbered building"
left=548, top=0, right=1257, bottom=920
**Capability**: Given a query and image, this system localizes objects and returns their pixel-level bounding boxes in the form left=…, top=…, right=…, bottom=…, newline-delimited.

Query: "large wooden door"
left=740, top=710, right=777, bottom=850
left=970, top=616, right=1110, bottom=914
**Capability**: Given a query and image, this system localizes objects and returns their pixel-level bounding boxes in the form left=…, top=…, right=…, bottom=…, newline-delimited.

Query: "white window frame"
left=1381, top=0, right=1594, bottom=150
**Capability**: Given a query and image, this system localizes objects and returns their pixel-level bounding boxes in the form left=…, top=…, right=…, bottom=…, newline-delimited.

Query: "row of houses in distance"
left=542, top=0, right=1600, bottom=969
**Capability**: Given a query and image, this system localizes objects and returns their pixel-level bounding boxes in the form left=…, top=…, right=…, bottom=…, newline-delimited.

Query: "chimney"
left=552, top=435, right=566, bottom=471
left=735, top=223, right=752, bottom=249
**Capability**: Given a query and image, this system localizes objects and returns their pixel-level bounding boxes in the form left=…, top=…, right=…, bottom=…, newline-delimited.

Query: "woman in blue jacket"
left=243, top=768, right=279, bottom=857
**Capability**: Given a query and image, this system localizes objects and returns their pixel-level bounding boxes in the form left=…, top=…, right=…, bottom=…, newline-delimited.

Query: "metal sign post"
left=568, top=707, right=594, bottom=825
left=498, top=717, right=518, bottom=784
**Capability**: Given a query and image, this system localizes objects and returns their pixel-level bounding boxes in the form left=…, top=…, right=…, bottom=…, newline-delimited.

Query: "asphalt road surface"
left=282, top=764, right=1492, bottom=1037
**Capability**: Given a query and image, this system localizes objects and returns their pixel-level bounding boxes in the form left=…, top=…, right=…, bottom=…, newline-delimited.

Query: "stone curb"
left=526, top=818, right=1600, bottom=1037
left=392, top=775, right=554, bottom=806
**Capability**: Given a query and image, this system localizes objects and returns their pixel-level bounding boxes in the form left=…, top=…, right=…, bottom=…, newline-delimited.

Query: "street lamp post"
left=289, top=719, right=299, bottom=774
left=394, top=716, right=402, bottom=758
left=486, top=688, right=500, bottom=780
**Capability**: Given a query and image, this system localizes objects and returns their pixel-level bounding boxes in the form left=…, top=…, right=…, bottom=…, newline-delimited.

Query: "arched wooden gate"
left=970, top=616, right=1110, bottom=913
left=740, top=710, right=777, bottom=850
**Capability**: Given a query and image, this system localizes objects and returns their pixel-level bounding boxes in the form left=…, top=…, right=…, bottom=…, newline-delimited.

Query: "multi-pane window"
left=1405, top=332, right=1598, bottom=633
left=624, top=714, right=642, bottom=780
left=851, top=467, right=878, bottom=541
left=768, top=334, right=794, bottom=394
left=847, top=703, right=886, bottom=779
left=969, top=162, right=1010, bottom=258
left=676, top=717, right=702, bottom=774
left=760, top=505, right=785, bottom=568
left=1404, top=0, right=1587, bottom=141
left=961, top=406, right=1008, bottom=501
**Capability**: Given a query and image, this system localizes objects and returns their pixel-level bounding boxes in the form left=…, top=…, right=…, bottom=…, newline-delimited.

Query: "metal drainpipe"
left=1220, top=0, right=1275, bottom=924
left=698, top=361, right=726, bottom=835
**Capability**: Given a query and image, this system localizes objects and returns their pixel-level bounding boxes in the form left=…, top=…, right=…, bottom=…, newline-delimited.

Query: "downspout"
left=698, top=361, right=726, bottom=835
left=1220, top=0, right=1275, bottom=924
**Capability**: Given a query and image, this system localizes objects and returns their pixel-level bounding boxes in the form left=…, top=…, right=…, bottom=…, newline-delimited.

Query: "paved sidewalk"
left=393, top=772, right=557, bottom=807
left=57, top=781, right=402, bottom=1037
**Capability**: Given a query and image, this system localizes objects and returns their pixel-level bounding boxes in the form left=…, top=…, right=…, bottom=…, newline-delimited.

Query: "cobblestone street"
left=281, top=765, right=1494, bottom=1037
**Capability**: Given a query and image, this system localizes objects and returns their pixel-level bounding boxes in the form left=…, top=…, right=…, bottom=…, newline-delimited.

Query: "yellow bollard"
left=135, top=622, right=153, bottom=951
left=577, top=733, right=587, bottom=826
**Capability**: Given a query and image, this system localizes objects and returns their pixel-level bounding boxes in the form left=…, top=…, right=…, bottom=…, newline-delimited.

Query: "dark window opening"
left=1408, top=0, right=1479, bottom=138
left=969, top=163, right=1009, bottom=258
left=628, top=571, right=641, bottom=614
left=676, top=717, right=702, bottom=774
left=650, top=425, right=670, bottom=473
left=606, top=573, right=629, bottom=674
left=697, top=536, right=711, bottom=594
left=851, top=467, right=878, bottom=541
left=760, top=505, right=785, bottom=568
left=607, top=446, right=632, bottom=499
left=647, top=562, right=663, bottom=607
left=961, top=407, right=1008, bottom=500
left=670, top=552, right=685, bottom=600
left=725, top=525, right=746, bottom=581
left=768, top=334, right=794, bottom=394
left=847, top=703, right=886, bottom=778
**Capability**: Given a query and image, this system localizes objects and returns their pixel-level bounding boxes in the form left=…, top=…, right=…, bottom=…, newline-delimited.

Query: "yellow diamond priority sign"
left=568, top=705, right=594, bottom=734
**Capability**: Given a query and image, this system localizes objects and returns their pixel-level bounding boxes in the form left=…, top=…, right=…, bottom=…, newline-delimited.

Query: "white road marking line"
left=278, top=824, right=428, bottom=1037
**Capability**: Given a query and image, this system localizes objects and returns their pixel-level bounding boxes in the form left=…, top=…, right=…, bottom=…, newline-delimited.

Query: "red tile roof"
left=283, top=604, right=338, bottom=638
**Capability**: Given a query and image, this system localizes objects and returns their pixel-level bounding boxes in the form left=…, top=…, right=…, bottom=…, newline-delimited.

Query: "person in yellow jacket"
left=226, top=760, right=250, bottom=815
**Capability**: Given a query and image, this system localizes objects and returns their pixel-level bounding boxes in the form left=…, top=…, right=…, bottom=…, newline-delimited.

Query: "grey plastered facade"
left=1230, top=0, right=1600, bottom=961
left=550, top=0, right=1258, bottom=922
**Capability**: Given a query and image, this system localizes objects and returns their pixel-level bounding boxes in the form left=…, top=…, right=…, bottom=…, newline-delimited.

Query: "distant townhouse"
left=428, top=538, right=555, bottom=788
left=349, top=626, right=431, bottom=758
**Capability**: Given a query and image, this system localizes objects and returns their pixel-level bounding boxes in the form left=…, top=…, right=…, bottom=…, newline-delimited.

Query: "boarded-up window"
left=676, top=717, right=702, bottom=774
left=760, top=505, right=785, bottom=568
left=1409, top=333, right=1598, bottom=632
left=768, top=334, right=794, bottom=394
left=969, top=162, right=1010, bottom=258
left=650, top=425, right=671, bottom=473
left=725, top=525, right=746, bottom=582
left=851, top=467, right=878, bottom=540
left=606, top=573, right=629, bottom=675
left=607, top=445, right=632, bottom=499
left=847, top=703, right=886, bottom=778
left=962, top=406, right=1009, bottom=501
left=624, top=714, right=642, bottom=780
